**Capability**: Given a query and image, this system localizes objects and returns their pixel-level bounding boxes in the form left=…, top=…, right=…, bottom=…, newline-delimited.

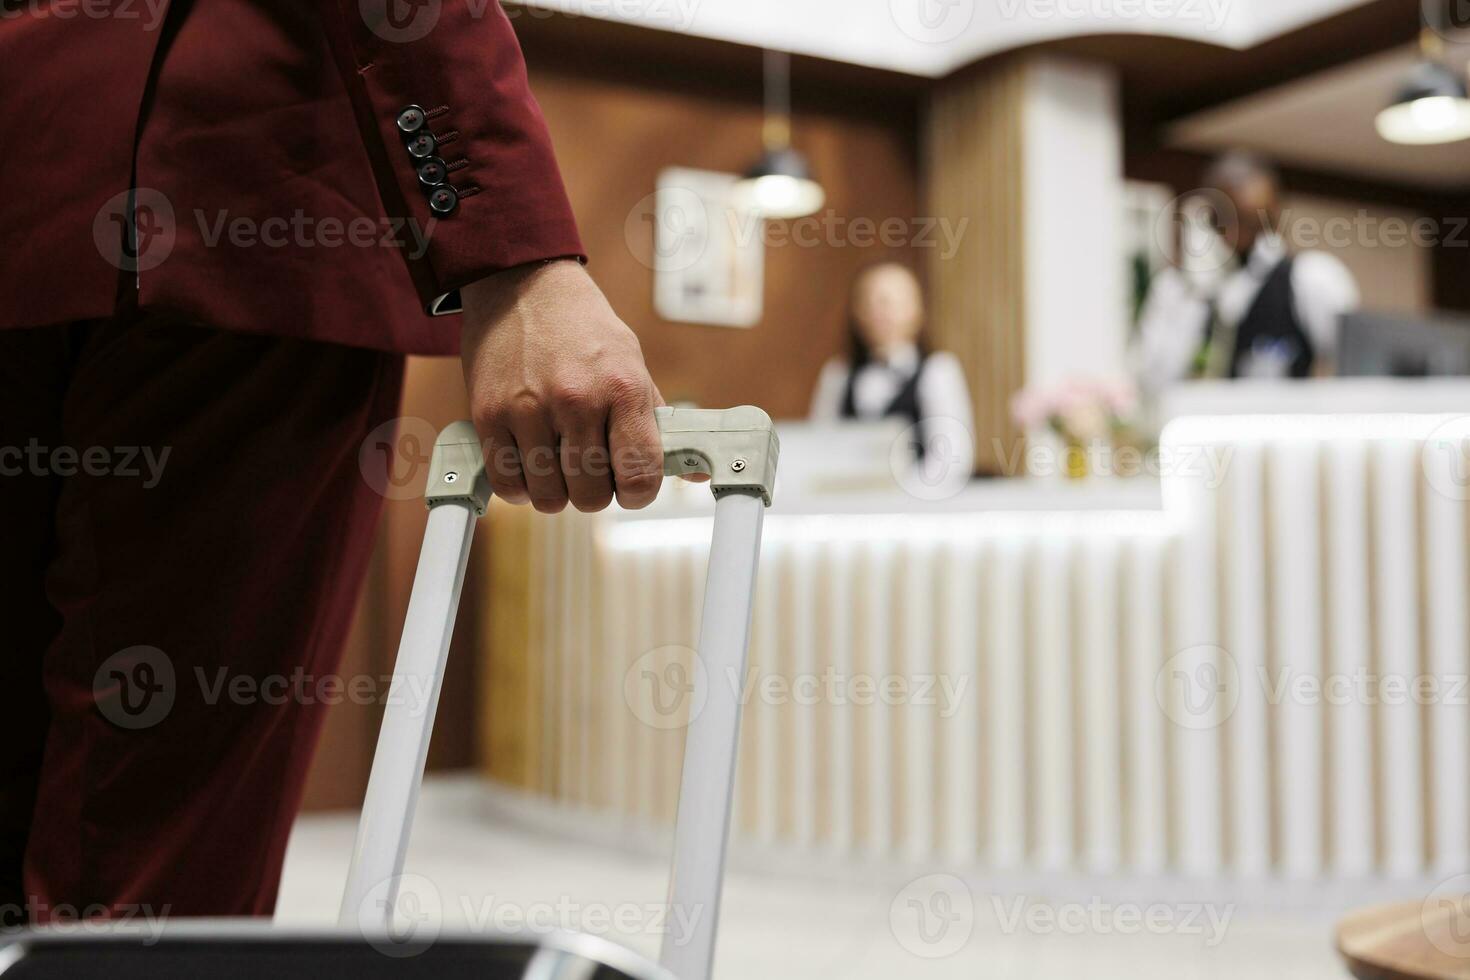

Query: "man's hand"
left=461, top=259, right=665, bottom=513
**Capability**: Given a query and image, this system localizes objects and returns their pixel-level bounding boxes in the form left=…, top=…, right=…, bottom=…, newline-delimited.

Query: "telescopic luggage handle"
left=338, top=407, right=778, bottom=980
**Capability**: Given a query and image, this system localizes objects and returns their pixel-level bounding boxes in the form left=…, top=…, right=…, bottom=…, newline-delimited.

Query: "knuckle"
left=549, top=381, right=597, bottom=416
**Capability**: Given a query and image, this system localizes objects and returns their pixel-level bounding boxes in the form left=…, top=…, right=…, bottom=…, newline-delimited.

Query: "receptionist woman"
left=809, top=262, right=975, bottom=484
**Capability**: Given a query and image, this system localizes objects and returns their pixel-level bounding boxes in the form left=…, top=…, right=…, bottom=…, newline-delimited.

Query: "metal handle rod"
left=659, top=491, right=767, bottom=980
left=337, top=501, right=478, bottom=928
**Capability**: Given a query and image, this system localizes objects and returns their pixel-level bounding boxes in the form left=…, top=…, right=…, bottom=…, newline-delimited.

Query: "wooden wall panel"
left=924, top=58, right=1028, bottom=475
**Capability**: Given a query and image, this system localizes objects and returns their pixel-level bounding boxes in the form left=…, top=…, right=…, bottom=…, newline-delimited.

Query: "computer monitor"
left=1338, top=310, right=1470, bottom=377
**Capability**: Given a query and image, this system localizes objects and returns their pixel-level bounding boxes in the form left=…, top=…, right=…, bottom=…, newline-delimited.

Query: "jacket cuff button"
left=416, top=157, right=448, bottom=188
left=405, top=131, right=438, bottom=159
left=427, top=185, right=459, bottom=216
left=395, top=105, right=427, bottom=135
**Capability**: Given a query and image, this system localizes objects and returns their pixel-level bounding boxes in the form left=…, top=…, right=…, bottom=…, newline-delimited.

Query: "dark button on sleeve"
left=405, top=131, right=437, bottom=159
left=427, top=185, right=459, bottom=216
left=416, top=157, right=448, bottom=188
left=395, top=105, right=427, bottom=135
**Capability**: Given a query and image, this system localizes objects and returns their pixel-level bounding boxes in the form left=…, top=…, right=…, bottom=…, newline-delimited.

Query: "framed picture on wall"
left=651, top=167, right=764, bottom=328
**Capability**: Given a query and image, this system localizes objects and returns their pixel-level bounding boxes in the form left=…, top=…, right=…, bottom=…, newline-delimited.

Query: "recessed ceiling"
left=515, top=0, right=1370, bottom=77
left=1169, top=39, right=1470, bottom=189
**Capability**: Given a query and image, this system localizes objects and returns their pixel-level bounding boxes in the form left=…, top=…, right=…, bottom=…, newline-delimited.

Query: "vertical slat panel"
left=941, top=540, right=982, bottom=863
left=863, top=539, right=898, bottom=856
left=987, top=537, right=1027, bottom=868
left=1125, top=533, right=1167, bottom=874
left=901, top=537, right=938, bottom=861
left=925, top=58, right=1028, bottom=473
left=1325, top=440, right=1374, bottom=877
left=751, top=537, right=780, bottom=845
left=826, top=537, right=856, bottom=855
left=1080, top=534, right=1121, bottom=872
left=1171, top=450, right=1223, bottom=876
left=1270, top=439, right=1325, bottom=879
left=1423, top=435, right=1470, bottom=874
left=790, top=540, right=818, bottom=849
left=1225, top=442, right=1272, bottom=877
left=603, top=545, right=632, bottom=818
left=1034, top=534, right=1073, bottom=870
left=1375, top=439, right=1425, bottom=877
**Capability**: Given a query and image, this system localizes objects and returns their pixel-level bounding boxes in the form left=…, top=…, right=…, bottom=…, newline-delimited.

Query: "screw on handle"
left=656, top=406, right=780, bottom=506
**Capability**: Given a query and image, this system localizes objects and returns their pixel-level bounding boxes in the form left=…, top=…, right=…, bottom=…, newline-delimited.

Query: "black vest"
left=840, top=353, right=929, bottom=457
left=1230, top=256, right=1315, bottom=379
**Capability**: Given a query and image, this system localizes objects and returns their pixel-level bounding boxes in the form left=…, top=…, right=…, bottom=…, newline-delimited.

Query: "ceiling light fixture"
left=734, top=50, right=826, bottom=219
left=1376, top=27, right=1470, bottom=145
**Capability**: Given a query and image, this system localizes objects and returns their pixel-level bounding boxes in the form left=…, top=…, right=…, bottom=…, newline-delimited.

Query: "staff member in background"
left=810, top=262, right=974, bottom=478
left=1135, top=152, right=1360, bottom=390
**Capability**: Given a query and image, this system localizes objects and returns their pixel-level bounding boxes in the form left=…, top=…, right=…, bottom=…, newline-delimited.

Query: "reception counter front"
left=476, top=381, right=1470, bottom=886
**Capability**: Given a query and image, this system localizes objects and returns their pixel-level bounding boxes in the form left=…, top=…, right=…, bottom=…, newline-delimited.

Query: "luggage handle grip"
left=424, top=407, right=779, bottom=512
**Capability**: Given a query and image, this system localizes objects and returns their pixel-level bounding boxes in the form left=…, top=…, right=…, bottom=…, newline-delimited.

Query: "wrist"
left=463, top=257, right=584, bottom=307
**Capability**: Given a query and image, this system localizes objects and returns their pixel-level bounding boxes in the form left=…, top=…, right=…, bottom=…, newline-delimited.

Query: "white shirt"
left=1134, top=234, right=1360, bottom=391
left=809, top=344, right=976, bottom=476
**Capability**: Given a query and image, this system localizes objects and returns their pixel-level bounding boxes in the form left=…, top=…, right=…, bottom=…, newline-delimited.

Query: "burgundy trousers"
left=0, top=312, right=405, bottom=923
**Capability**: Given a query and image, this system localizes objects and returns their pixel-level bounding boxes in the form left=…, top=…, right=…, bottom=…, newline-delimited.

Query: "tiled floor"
left=278, top=777, right=1399, bottom=979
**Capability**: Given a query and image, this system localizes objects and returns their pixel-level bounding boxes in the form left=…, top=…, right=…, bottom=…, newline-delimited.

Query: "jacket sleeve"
left=317, top=0, right=585, bottom=315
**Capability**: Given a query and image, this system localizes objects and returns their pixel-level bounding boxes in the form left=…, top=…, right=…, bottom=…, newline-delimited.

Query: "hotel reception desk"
left=475, top=380, right=1470, bottom=885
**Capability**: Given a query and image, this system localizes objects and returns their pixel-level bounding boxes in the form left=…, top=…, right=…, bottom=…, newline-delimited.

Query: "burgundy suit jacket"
left=0, top=0, right=584, bottom=355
